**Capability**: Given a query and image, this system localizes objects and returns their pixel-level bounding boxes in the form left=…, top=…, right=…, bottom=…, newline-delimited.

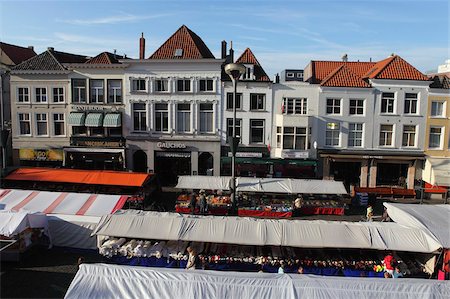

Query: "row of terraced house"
left=0, top=25, right=449, bottom=192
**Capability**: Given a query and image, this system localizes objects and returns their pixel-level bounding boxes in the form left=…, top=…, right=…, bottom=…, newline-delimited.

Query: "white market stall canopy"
left=0, top=210, right=48, bottom=237
left=65, top=264, right=450, bottom=299
left=384, top=203, right=450, bottom=248
left=0, top=189, right=128, bottom=217
left=93, top=210, right=442, bottom=253
left=175, top=176, right=348, bottom=195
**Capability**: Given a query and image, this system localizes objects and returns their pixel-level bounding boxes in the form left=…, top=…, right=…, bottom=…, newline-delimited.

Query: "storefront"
left=17, top=148, right=64, bottom=168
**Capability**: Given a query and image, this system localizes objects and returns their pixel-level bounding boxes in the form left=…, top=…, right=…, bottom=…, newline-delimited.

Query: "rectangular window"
left=282, top=98, right=307, bottom=114
left=276, top=127, right=282, bottom=148
left=133, top=103, right=147, bottom=132
left=326, top=98, right=341, bottom=114
left=325, top=123, right=340, bottom=146
left=349, top=99, right=364, bottom=115
left=404, top=93, right=418, bottom=114
left=402, top=125, right=416, bottom=147
left=154, top=103, right=168, bottom=132
left=107, top=80, right=122, bottom=103
left=429, top=127, right=442, bottom=148
left=431, top=101, right=444, bottom=117
left=379, top=124, right=394, bottom=146
left=53, top=113, right=65, bottom=136
left=250, top=119, right=264, bottom=144
left=282, top=127, right=307, bottom=150
left=107, top=127, right=122, bottom=137
left=90, top=79, right=104, bottom=103
left=89, top=127, right=104, bottom=136
left=53, top=87, right=64, bottom=103
left=35, top=87, right=47, bottom=103
left=177, top=79, right=191, bottom=92
left=199, top=79, right=214, bottom=92
left=250, top=94, right=266, bottom=111
left=155, top=79, right=169, bottom=92
left=348, top=123, right=363, bottom=147
left=177, top=103, right=191, bottom=132
left=131, top=79, right=146, bottom=92
left=227, top=118, right=242, bottom=142
left=18, top=113, right=31, bottom=135
left=36, top=113, right=48, bottom=136
left=226, top=93, right=242, bottom=110
left=72, top=79, right=86, bottom=103
left=72, top=126, right=87, bottom=136
left=381, top=92, right=395, bottom=113
left=199, top=103, right=213, bottom=133
left=17, top=87, right=29, bottom=103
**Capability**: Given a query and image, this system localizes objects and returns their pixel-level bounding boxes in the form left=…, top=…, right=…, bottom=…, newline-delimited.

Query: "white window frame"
left=226, top=118, right=242, bottom=143
left=250, top=93, right=266, bottom=111
left=198, top=79, right=214, bottom=92
left=249, top=119, right=265, bottom=144
left=326, top=98, right=341, bottom=115
left=199, top=102, right=214, bottom=133
left=52, top=87, right=65, bottom=103
left=325, top=122, right=340, bottom=147
left=176, top=103, right=191, bottom=133
left=154, top=78, right=169, bottom=93
left=35, top=113, right=48, bottom=136
left=154, top=103, right=169, bottom=133
left=226, top=93, right=243, bottom=110
left=276, top=127, right=282, bottom=148
left=379, top=124, right=394, bottom=147
left=18, top=113, right=31, bottom=136
left=404, top=93, right=418, bottom=115
left=430, top=101, right=445, bottom=117
left=90, top=79, right=104, bottom=103
left=107, top=79, right=122, bottom=104
left=401, top=125, right=416, bottom=147
left=349, top=99, right=364, bottom=115
left=282, top=98, right=307, bottom=115
left=133, top=102, right=147, bottom=132
left=241, top=65, right=254, bottom=81
left=381, top=92, right=395, bottom=114
left=177, top=79, right=192, bottom=93
left=72, top=79, right=87, bottom=103
left=17, top=87, right=30, bottom=103
left=53, top=113, right=65, bottom=136
left=131, top=78, right=147, bottom=93
left=35, top=87, right=47, bottom=103
left=348, top=123, right=363, bottom=147
left=281, top=127, right=307, bottom=150
left=428, top=126, right=443, bottom=149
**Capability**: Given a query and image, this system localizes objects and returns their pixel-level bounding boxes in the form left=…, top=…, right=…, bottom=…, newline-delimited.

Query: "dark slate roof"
left=13, top=49, right=88, bottom=71
left=0, top=42, right=36, bottom=65
left=149, top=25, right=215, bottom=59
left=86, top=52, right=124, bottom=64
left=429, top=75, right=450, bottom=89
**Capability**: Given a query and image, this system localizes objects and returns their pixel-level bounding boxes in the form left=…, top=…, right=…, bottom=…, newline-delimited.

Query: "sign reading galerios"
left=156, top=142, right=187, bottom=149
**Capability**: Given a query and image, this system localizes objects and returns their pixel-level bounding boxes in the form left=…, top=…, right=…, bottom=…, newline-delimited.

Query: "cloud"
left=60, top=13, right=174, bottom=25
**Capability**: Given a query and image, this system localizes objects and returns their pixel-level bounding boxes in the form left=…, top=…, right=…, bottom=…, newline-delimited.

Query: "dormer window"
left=174, top=48, right=183, bottom=57
left=241, top=64, right=254, bottom=80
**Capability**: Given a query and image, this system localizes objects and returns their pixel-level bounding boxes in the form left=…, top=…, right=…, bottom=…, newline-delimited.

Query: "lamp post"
left=224, top=63, right=246, bottom=212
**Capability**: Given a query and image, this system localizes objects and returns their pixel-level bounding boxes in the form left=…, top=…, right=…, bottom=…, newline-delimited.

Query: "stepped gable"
left=149, top=25, right=214, bottom=59
left=364, top=55, right=429, bottom=81
left=235, top=48, right=270, bottom=82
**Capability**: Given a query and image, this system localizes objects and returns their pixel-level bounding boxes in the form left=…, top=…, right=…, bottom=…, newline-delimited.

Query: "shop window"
left=107, top=127, right=122, bottom=137
left=199, top=79, right=214, bottom=92
left=325, top=122, right=340, bottom=146
left=177, top=103, right=191, bottom=132
left=90, top=79, right=104, bottom=103
left=17, top=87, right=29, bottom=103
left=133, top=103, right=147, bottom=132
left=379, top=124, right=394, bottom=146
left=35, top=87, right=47, bottom=103
left=429, top=127, right=443, bottom=149
left=89, top=127, right=104, bottom=136
left=154, top=103, right=168, bottom=132
left=72, top=79, right=86, bottom=103
left=250, top=94, right=265, bottom=111
left=199, top=103, right=213, bottom=133
left=282, top=98, right=307, bottom=115
left=107, top=80, right=122, bottom=103
left=177, top=79, right=191, bottom=92
left=72, top=126, right=87, bottom=136
left=226, top=93, right=242, bottom=110
left=226, top=118, right=241, bottom=142
left=348, top=123, right=363, bottom=147
left=404, top=93, right=418, bottom=114
left=282, top=127, right=306, bottom=150
left=250, top=119, right=264, bottom=144
left=155, top=79, right=169, bottom=92
left=18, top=113, right=31, bottom=135
left=36, top=113, right=48, bottom=136
left=53, top=87, right=64, bottom=103
left=53, top=113, right=65, bottom=136
left=349, top=99, right=364, bottom=115
left=381, top=92, right=395, bottom=114
left=402, top=125, right=416, bottom=147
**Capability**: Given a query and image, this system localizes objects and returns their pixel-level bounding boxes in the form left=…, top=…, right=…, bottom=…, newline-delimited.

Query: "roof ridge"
left=320, top=64, right=345, bottom=85
left=320, top=64, right=371, bottom=88
left=0, top=41, right=33, bottom=51
left=46, top=49, right=66, bottom=70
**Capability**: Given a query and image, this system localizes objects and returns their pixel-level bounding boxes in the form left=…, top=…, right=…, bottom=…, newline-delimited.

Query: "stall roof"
left=5, top=167, right=152, bottom=187
left=65, top=264, right=450, bottom=299
left=384, top=203, right=450, bottom=248
left=93, top=210, right=442, bottom=253
left=0, top=189, right=128, bottom=217
left=175, top=176, right=348, bottom=194
left=0, top=210, right=48, bottom=237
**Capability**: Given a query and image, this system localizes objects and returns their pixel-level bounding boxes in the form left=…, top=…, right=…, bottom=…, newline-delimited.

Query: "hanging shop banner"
left=19, top=149, right=64, bottom=161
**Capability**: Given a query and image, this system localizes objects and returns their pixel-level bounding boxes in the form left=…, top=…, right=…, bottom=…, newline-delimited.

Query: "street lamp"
left=224, top=63, right=246, bottom=212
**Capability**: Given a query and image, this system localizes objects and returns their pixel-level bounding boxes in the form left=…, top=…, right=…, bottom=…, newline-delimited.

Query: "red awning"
left=423, top=181, right=448, bottom=194
left=5, top=167, right=152, bottom=187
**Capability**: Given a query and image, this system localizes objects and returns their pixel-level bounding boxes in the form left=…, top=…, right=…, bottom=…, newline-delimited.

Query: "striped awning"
left=103, top=113, right=122, bottom=128
left=68, top=112, right=86, bottom=126
left=85, top=113, right=104, bottom=127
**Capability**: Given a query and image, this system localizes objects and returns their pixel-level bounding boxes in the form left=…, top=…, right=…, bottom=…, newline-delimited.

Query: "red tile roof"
left=363, top=55, right=429, bottom=81
left=235, top=48, right=270, bottom=82
left=149, top=25, right=214, bottom=59
left=320, top=64, right=371, bottom=88
left=309, top=61, right=375, bottom=83
left=0, top=42, right=36, bottom=65
left=86, top=52, right=124, bottom=64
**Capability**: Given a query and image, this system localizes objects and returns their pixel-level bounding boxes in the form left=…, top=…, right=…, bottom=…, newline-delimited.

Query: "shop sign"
left=156, top=151, right=191, bottom=158
left=282, top=151, right=309, bottom=159
left=227, top=152, right=262, bottom=158
left=72, top=106, right=120, bottom=112
left=19, top=149, right=63, bottom=161
left=362, top=155, right=383, bottom=159
left=157, top=142, right=186, bottom=149
left=70, top=137, right=125, bottom=147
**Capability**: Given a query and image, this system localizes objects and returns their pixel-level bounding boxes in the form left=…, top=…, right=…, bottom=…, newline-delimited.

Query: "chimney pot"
left=47, top=47, right=54, bottom=51
left=221, top=40, right=227, bottom=59
left=139, top=33, right=146, bottom=59
left=28, top=46, right=34, bottom=51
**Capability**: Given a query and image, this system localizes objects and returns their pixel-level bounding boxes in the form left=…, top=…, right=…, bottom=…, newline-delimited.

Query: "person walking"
left=190, top=191, right=197, bottom=215
left=186, top=247, right=197, bottom=270
left=199, top=190, right=207, bottom=215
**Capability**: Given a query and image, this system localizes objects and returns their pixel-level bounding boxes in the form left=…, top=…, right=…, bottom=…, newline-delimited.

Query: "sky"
left=0, top=0, right=448, bottom=76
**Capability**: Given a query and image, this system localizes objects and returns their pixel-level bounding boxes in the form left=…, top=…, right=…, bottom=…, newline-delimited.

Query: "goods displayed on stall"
left=175, top=190, right=231, bottom=215
left=237, top=194, right=293, bottom=218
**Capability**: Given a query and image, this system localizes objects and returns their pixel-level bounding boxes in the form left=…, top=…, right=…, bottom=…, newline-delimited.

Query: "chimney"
left=229, top=41, right=234, bottom=62
left=221, top=40, right=227, bottom=59
left=139, top=32, right=145, bottom=59
left=113, top=49, right=117, bottom=59
left=28, top=46, right=34, bottom=51
left=47, top=47, right=54, bottom=51
left=342, top=54, right=348, bottom=62
left=274, top=73, right=280, bottom=84
left=369, top=57, right=372, bottom=62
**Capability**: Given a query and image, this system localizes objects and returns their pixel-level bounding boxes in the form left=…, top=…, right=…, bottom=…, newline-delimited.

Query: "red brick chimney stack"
left=139, top=32, right=145, bottom=59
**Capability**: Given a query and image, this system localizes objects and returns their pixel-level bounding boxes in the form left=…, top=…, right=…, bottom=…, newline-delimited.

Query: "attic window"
left=174, top=49, right=183, bottom=57
left=287, top=72, right=294, bottom=78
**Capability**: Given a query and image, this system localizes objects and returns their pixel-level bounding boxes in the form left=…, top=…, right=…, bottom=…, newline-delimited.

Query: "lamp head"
left=225, top=63, right=246, bottom=81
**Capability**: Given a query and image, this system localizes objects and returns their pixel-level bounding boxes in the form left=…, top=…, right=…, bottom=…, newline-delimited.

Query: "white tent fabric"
left=428, top=158, right=450, bottom=187
left=0, top=210, right=48, bottom=237
left=65, top=263, right=450, bottom=299
left=175, top=176, right=348, bottom=194
left=384, top=203, right=450, bottom=248
left=47, top=215, right=101, bottom=249
left=93, top=211, right=442, bottom=252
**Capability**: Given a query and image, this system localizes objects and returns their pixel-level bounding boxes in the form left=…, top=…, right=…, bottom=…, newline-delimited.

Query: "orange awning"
left=5, top=167, right=152, bottom=187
